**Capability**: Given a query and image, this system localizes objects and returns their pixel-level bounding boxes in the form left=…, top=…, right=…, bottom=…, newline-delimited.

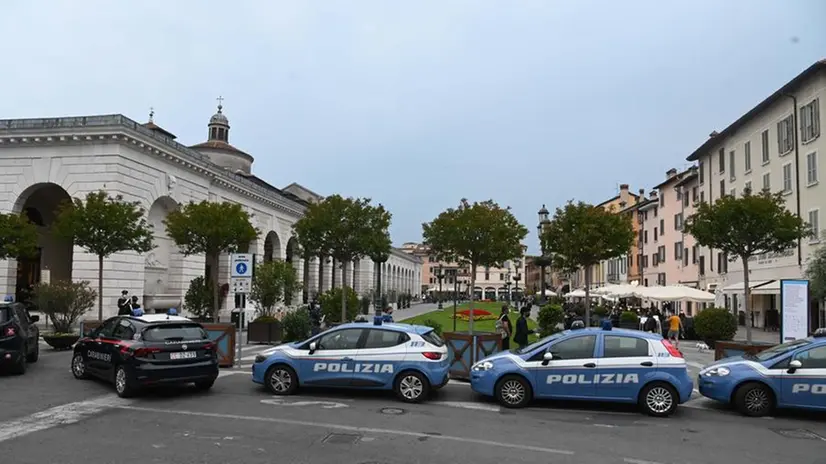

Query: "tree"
left=32, top=280, right=97, bottom=334
left=165, top=201, right=259, bottom=320
left=293, top=195, right=391, bottom=322
left=540, top=201, right=635, bottom=326
left=806, top=246, right=826, bottom=307
left=684, top=189, right=811, bottom=343
left=0, top=212, right=39, bottom=261
left=292, top=201, right=331, bottom=298
left=249, top=260, right=301, bottom=320
left=53, top=190, right=154, bottom=320
left=422, top=199, right=528, bottom=333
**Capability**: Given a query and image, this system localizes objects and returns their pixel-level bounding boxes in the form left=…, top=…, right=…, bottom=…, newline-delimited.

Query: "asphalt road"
left=2, top=347, right=826, bottom=464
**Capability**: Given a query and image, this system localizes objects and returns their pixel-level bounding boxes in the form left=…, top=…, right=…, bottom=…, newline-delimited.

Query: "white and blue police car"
left=698, top=331, right=826, bottom=417
left=252, top=321, right=450, bottom=403
left=470, top=325, right=694, bottom=416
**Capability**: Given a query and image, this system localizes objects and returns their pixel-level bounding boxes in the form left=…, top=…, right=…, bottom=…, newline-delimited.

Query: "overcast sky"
left=2, top=1, right=824, bottom=253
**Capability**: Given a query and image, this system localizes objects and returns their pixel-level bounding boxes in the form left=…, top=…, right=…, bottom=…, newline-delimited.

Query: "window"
left=364, top=329, right=409, bottom=349
left=642, top=255, right=649, bottom=268
left=744, top=181, right=752, bottom=194
left=657, top=273, right=666, bottom=286
left=659, top=219, right=664, bottom=234
left=761, top=129, right=770, bottom=164
left=744, top=141, right=752, bottom=172
left=692, top=244, right=699, bottom=264
left=674, top=241, right=683, bottom=261
left=809, top=209, right=820, bottom=243
left=700, top=190, right=705, bottom=203
left=603, top=336, right=650, bottom=358
left=777, top=115, right=794, bottom=155
left=730, top=188, right=736, bottom=197
left=653, top=227, right=658, bottom=241
left=0, top=306, right=9, bottom=323
left=801, top=98, right=820, bottom=143
left=782, top=163, right=793, bottom=193
left=699, top=256, right=705, bottom=275
left=653, top=206, right=658, bottom=217
left=682, top=192, right=689, bottom=207
left=659, top=193, right=665, bottom=207
left=692, top=186, right=698, bottom=202
left=422, top=330, right=445, bottom=347
left=729, top=150, right=736, bottom=180
left=719, top=179, right=725, bottom=198
left=317, top=329, right=364, bottom=350
left=762, top=172, right=771, bottom=192
left=142, top=323, right=208, bottom=342
left=643, top=230, right=648, bottom=243
left=549, top=335, right=596, bottom=360
left=97, top=318, right=119, bottom=338
left=807, top=151, right=818, bottom=186
left=658, top=245, right=666, bottom=263
left=699, top=161, right=705, bottom=184
left=718, top=147, right=725, bottom=173
left=112, top=319, right=136, bottom=340
left=674, top=213, right=683, bottom=231
left=794, top=345, right=826, bottom=369
left=652, top=253, right=659, bottom=266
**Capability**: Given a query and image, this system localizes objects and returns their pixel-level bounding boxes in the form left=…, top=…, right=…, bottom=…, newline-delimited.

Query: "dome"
left=209, top=105, right=229, bottom=126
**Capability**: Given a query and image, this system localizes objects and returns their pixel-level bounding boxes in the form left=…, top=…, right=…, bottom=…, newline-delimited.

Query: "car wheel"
left=734, top=382, right=774, bottom=417
left=639, top=382, right=678, bottom=417
left=27, top=341, right=39, bottom=363
left=114, top=366, right=138, bottom=398
left=265, top=365, right=298, bottom=396
left=194, top=379, right=215, bottom=391
left=71, top=352, right=89, bottom=379
left=495, top=375, right=532, bottom=408
left=394, top=370, right=430, bottom=403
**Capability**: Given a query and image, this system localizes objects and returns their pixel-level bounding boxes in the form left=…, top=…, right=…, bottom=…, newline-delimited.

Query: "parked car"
left=0, top=300, right=40, bottom=374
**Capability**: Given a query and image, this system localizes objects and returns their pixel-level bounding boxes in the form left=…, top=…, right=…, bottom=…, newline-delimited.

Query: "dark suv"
left=0, top=302, right=40, bottom=374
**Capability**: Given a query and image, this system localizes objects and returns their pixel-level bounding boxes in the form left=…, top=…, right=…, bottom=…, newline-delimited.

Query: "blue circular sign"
left=235, top=262, right=248, bottom=275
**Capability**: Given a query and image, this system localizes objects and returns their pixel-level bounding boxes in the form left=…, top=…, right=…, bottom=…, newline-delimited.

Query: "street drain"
left=771, top=429, right=826, bottom=441
left=322, top=433, right=362, bottom=445
left=381, top=407, right=406, bottom=415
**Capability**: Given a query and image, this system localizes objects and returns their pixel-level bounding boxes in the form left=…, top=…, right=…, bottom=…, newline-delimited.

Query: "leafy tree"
left=292, top=201, right=331, bottom=297
left=319, top=286, right=360, bottom=323
left=694, top=307, right=738, bottom=345
left=540, top=201, right=635, bottom=326
left=165, top=201, right=259, bottom=320
left=806, top=246, right=826, bottom=307
left=0, top=212, right=39, bottom=261
left=685, top=190, right=810, bottom=343
left=282, top=308, right=311, bottom=342
left=184, top=276, right=213, bottom=320
left=537, top=303, right=564, bottom=337
left=249, top=260, right=301, bottom=320
left=32, top=280, right=96, bottom=335
left=53, top=191, right=154, bottom=320
left=422, top=199, right=528, bottom=333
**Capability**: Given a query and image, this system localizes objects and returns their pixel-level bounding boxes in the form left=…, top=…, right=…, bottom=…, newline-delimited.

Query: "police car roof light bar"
left=661, top=340, right=683, bottom=358
left=3, top=295, right=13, bottom=302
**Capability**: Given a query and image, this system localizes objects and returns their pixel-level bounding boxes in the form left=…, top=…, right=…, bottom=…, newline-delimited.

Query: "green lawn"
left=400, top=301, right=538, bottom=337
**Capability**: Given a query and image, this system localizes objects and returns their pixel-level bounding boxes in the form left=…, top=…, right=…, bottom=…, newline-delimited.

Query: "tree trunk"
left=742, top=255, right=752, bottom=344
left=209, top=252, right=221, bottom=322
left=317, top=257, right=324, bottom=295
left=303, top=257, right=310, bottom=303
left=341, top=260, right=348, bottom=323
left=584, top=264, right=592, bottom=327
left=469, top=264, right=477, bottom=334
left=97, top=254, right=104, bottom=321
left=331, top=258, right=338, bottom=288
left=539, top=265, right=546, bottom=301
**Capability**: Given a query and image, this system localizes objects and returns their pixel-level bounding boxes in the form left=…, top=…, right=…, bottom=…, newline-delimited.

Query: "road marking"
left=0, top=395, right=129, bottom=443
left=218, top=371, right=248, bottom=378
left=114, top=405, right=575, bottom=456
left=261, top=398, right=348, bottom=409
left=686, top=361, right=705, bottom=369
left=623, top=458, right=663, bottom=464
left=430, top=401, right=500, bottom=412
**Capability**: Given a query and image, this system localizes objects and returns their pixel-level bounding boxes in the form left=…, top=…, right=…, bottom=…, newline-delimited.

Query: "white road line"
left=218, top=371, right=248, bottom=378
left=114, top=405, right=575, bottom=456
left=686, top=361, right=705, bottom=369
left=623, top=458, right=663, bottom=464
left=0, top=395, right=129, bottom=443
left=430, top=401, right=500, bottom=412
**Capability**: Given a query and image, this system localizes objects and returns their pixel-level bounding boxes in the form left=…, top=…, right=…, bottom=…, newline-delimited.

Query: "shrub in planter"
left=421, top=318, right=443, bottom=336
left=593, top=305, right=609, bottom=317
left=33, top=280, right=96, bottom=350
left=538, top=303, right=564, bottom=337
left=319, top=287, right=360, bottom=323
left=619, top=311, right=639, bottom=329
left=694, top=308, right=737, bottom=347
left=184, top=276, right=213, bottom=321
left=282, top=308, right=311, bottom=342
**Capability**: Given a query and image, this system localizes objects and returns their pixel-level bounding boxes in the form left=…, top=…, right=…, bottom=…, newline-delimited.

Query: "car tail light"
left=121, top=345, right=161, bottom=358
left=422, top=352, right=442, bottom=360
left=4, top=327, right=15, bottom=337
left=661, top=340, right=683, bottom=358
left=203, top=342, right=215, bottom=351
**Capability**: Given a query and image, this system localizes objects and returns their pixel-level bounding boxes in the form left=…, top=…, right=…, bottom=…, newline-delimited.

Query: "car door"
left=780, top=345, right=826, bottom=410
left=88, top=318, right=119, bottom=375
left=299, top=328, right=365, bottom=387
left=533, top=334, right=598, bottom=399
left=351, top=329, right=410, bottom=387
left=595, top=334, right=654, bottom=401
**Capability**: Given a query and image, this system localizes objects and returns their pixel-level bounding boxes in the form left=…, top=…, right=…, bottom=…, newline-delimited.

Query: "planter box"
left=248, top=320, right=283, bottom=344
left=43, top=334, right=80, bottom=350
left=713, top=340, right=776, bottom=361
left=443, top=331, right=503, bottom=380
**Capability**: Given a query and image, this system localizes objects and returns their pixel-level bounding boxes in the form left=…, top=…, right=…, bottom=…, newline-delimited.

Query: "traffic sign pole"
left=230, top=253, right=254, bottom=368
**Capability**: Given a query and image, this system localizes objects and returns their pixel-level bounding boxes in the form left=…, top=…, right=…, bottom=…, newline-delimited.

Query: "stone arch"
left=143, top=196, right=183, bottom=312
left=263, top=231, right=282, bottom=262
left=11, top=183, right=73, bottom=303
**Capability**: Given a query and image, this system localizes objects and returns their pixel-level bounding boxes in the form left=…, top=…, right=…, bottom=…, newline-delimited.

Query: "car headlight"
left=254, top=354, right=267, bottom=364
left=472, top=361, right=494, bottom=371
left=703, top=366, right=730, bottom=377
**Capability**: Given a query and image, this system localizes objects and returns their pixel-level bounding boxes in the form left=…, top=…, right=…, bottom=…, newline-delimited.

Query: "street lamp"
left=514, top=258, right=522, bottom=304
left=452, top=269, right=459, bottom=332
left=537, top=204, right=551, bottom=303
left=436, top=264, right=444, bottom=309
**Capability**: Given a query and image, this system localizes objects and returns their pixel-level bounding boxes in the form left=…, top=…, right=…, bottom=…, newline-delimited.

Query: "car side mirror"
left=788, top=359, right=802, bottom=373
left=541, top=352, right=553, bottom=366
left=309, top=341, right=317, bottom=354
left=29, top=315, right=40, bottom=323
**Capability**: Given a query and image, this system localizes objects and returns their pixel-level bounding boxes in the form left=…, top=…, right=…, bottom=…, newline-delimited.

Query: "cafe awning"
left=751, top=280, right=781, bottom=295
left=720, top=280, right=774, bottom=293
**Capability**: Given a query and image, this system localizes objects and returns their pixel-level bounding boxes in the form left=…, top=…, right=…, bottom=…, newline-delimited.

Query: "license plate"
left=170, top=351, right=197, bottom=360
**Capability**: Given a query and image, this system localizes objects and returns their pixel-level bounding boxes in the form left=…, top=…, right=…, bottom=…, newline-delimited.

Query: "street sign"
left=231, top=277, right=251, bottom=294
left=231, top=253, right=253, bottom=278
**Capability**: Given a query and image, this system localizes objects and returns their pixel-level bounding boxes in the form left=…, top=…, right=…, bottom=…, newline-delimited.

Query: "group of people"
left=495, top=304, right=533, bottom=351
left=116, top=290, right=142, bottom=316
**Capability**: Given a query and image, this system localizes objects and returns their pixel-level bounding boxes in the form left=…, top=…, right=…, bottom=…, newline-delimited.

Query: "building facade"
left=0, top=108, right=421, bottom=319
left=688, top=60, right=825, bottom=328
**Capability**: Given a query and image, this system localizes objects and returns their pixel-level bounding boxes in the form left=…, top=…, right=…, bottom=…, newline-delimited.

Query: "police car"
left=252, top=322, right=450, bottom=403
left=470, top=325, right=694, bottom=416
left=698, top=332, right=826, bottom=417
left=72, top=309, right=219, bottom=398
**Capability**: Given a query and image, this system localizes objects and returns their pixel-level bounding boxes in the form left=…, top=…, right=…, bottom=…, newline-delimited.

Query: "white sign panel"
left=231, top=277, right=251, bottom=294
left=231, top=253, right=253, bottom=278
left=781, top=279, right=809, bottom=342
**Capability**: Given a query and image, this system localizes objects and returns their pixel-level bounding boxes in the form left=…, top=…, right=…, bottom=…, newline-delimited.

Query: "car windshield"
left=514, top=332, right=567, bottom=354
left=752, top=339, right=812, bottom=361
left=142, top=324, right=208, bottom=342
left=421, top=330, right=444, bottom=347
left=0, top=306, right=9, bottom=323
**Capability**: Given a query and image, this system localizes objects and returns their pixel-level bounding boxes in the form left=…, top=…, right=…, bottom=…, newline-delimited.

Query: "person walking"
left=513, top=308, right=530, bottom=350
left=667, top=312, right=683, bottom=349
left=496, top=305, right=512, bottom=351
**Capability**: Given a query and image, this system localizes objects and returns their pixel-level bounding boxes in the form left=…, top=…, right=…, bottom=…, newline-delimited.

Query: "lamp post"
left=436, top=264, right=444, bottom=309
left=514, top=258, right=522, bottom=304
left=452, top=270, right=459, bottom=332
left=537, top=204, right=551, bottom=303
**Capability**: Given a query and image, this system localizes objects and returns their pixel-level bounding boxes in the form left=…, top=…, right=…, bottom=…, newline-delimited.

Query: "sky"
left=1, top=1, right=824, bottom=254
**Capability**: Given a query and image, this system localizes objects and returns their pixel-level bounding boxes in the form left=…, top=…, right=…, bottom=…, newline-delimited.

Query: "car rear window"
left=421, top=330, right=444, bottom=347
left=0, top=307, right=10, bottom=323
left=142, top=323, right=208, bottom=342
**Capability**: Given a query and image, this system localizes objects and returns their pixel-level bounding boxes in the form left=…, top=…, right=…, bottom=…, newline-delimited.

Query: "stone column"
left=307, top=258, right=319, bottom=300
left=352, top=260, right=360, bottom=294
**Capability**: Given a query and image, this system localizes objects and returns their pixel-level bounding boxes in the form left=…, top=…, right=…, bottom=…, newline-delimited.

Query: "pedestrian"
left=513, top=308, right=530, bottom=350
left=496, top=305, right=512, bottom=351
left=117, top=290, right=131, bottom=315
left=667, top=311, right=683, bottom=349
